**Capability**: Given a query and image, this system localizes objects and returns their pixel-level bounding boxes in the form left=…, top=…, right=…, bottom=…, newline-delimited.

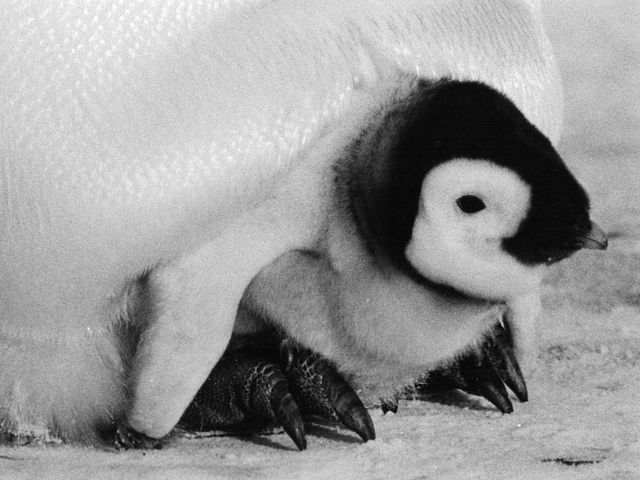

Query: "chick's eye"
left=456, top=195, right=486, bottom=214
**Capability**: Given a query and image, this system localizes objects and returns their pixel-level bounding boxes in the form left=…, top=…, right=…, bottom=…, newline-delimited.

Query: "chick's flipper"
left=413, top=320, right=528, bottom=414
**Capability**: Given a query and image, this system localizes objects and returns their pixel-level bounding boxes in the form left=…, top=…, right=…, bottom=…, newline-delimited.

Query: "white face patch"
left=405, top=158, right=544, bottom=301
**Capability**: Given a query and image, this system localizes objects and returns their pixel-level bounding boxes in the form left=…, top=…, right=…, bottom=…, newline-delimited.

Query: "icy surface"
left=1, top=0, right=639, bottom=478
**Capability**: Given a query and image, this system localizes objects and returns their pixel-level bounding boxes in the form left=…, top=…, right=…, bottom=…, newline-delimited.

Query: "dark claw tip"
left=484, top=320, right=529, bottom=406
left=325, top=376, right=376, bottom=442
left=113, top=424, right=162, bottom=450
left=513, top=381, right=529, bottom=403
left=277, top=414, right=307, bottom=451
left=380, top=398, right=398, bottom=414
left=478, top=383, right=514, bottom=414
left=500, top=401, right=514, bottom=415
left=271, top=389, right=307, bottom=451
left=284, top=420, right=307, bottom=451
left=342, top=409, right=376, bottom=442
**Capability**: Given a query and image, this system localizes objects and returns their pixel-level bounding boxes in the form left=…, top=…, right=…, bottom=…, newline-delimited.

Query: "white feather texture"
left=0, top=1, right=561, bottom=441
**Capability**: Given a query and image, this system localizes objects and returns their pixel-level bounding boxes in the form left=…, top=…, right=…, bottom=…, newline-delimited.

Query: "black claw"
left=380, top=397, right=398, bottom=414
left=113, top=424, right=162, bottom=450
left=283, top=342, right=375, bottom=442
left=484, top=323, right=528, bottom=403
left=470, top=362, right=513, bottom=413
left=478, top=383, right=513, bottom=414
left=457, top=351, right=513, bottom=414
left=339, top=408, right=376, bottom=442
left=269, top=380, right=307, bottom=451
left=415, top=319, right=528, bottom=414
left=322, top=369, right=375, bottom=442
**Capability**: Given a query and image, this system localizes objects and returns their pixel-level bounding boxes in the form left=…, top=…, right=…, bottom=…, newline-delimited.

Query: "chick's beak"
left=578, top=221, right=608, bottom=250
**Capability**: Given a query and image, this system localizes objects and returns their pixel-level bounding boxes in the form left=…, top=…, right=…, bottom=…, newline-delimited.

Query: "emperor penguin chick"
left=233, top=79, right=607, bottom=412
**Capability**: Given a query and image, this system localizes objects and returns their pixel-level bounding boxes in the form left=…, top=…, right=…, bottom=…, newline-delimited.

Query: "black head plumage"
left=340, top=79, right=602, bottom=269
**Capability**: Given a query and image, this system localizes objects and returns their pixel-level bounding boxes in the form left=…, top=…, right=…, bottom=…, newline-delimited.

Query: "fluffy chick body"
left=238, top=80, right=605, bottom=400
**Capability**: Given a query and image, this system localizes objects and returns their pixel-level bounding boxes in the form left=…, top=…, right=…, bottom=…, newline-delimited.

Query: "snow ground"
left=1, top=1, right=639, bottom=478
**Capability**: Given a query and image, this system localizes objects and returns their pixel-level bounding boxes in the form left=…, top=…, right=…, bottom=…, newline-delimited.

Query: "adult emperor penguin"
left=0, top=0, right=604, bottom=448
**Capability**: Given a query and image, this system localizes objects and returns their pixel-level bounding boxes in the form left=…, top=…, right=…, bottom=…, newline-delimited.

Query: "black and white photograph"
left=0, top=1, right=637, bottom=478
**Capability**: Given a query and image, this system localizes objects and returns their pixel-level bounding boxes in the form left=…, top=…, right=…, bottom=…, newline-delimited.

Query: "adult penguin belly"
left=0, top=0, right=561, bottom=443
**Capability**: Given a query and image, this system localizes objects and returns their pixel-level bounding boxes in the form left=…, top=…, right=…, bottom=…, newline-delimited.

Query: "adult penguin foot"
left=280, top=339, right=375, bottom=443
left=180, top=333, right=374, bottom=450
left=411, top=320, right=528, bottom=414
